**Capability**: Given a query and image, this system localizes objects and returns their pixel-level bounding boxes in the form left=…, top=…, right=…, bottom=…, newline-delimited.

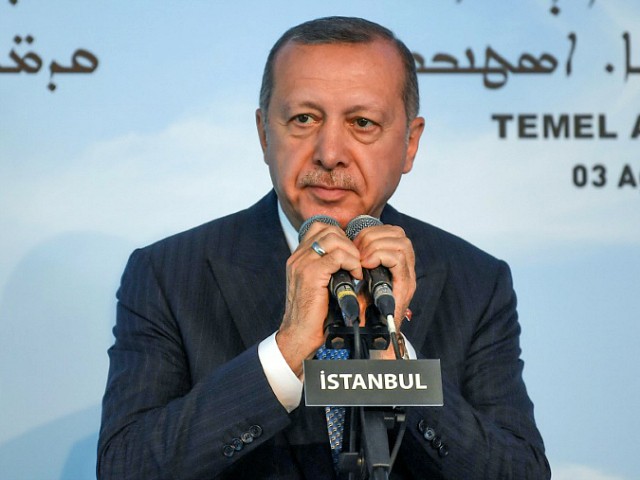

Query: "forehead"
left=270, top=39, right=406, bottom=110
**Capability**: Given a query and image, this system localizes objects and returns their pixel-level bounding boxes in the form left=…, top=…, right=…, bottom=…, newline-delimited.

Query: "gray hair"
left=259, top=16, right=420, bottom=124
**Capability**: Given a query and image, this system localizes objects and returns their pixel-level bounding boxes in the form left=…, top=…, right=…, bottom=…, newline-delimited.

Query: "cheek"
left=266, top=151, right=300, bottom=192
left=269, top=140, right=314, bottom=181
left=361, top=158, right=404, bottom=196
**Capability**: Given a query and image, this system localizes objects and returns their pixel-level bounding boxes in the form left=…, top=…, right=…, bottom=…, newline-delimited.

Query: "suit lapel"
left=206, top=191, right=291, bottom=348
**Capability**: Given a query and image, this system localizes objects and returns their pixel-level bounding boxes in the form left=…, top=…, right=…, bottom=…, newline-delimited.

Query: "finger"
left=298, top=220, right=342, bottom=244
left=351, top=224, right=407, bottom=249
left=352, top=225, right=416, bottom=324
left=355, top=228, right=415, bottom=273
left=298, top=227, right=364, bottom=280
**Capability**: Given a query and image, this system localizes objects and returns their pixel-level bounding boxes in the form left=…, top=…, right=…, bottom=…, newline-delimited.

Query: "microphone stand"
left=324, top=305, right=408, bottom=480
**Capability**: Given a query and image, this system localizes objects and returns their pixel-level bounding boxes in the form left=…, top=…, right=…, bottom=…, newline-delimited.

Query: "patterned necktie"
left=316, top=345, right=350, bottom=468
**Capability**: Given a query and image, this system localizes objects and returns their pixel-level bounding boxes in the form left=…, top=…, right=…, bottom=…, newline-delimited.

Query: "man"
left=98, top=16, right=550, bottom=479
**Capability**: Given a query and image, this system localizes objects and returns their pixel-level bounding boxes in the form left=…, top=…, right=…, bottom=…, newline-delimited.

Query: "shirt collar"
left=277, top=201, right=299, bottom=253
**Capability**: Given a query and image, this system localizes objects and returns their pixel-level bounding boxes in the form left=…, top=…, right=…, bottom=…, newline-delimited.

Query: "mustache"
left=299, top=170, right=358, bottom=190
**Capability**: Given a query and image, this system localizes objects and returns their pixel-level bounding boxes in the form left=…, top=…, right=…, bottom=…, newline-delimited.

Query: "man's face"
left=256, top=39, right=424, bottom=230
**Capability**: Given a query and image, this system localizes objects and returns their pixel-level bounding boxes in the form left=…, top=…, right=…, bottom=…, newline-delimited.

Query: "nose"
left=313, top=120, right=350, bottom=170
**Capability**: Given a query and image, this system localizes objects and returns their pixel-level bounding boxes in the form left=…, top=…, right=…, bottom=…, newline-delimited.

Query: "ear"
left=256, top=108, right=268, bottom=155
left=402, top=116, right=425, bottom=174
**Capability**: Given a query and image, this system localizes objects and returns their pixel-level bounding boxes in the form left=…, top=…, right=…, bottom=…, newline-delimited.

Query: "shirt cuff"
left=258, top=331, right=303, bottom=413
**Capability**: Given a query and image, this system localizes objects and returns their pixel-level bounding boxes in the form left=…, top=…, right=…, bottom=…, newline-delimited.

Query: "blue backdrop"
left=1, top=2, right=638, bottom=479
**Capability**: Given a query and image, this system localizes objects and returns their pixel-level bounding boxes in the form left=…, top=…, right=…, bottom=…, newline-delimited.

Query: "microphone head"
left=345, top=215, right=383, bottom=240
left=298, top=214, right=340, bottom=242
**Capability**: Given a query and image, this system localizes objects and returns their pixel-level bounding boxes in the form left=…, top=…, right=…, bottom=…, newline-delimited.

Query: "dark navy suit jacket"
left=98, top=191, right=550, bottom=479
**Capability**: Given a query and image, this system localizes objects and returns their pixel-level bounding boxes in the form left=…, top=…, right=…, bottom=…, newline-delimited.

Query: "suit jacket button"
left=423, top=427, right=436, bottom=441
left=241, top=432, right=254, bottom=444
left=231, top=437, right=244, bottom=451
left=417, top=419, right=427, bottom=434
left=249, top=425, right=263, bottom=438
left=222, top=445, right=235, bottom=458
left=431, top=436, right=443, bottom=449
left=438, top=444, right=449, bottom=458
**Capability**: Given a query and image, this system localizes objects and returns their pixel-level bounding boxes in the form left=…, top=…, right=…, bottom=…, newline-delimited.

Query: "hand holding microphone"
left=298, top=215, right=360, bottom=325
left=297, top=214, right=396, bottom=327
left=345, top=216, right=396, bottom=320
left=345, top=215, right=416, bottom=358
left=277, top=215, right=363, bottom=374
left=298, top=214, right=415, bottom=353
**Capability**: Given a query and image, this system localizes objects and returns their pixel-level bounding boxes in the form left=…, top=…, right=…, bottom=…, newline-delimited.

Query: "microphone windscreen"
left=298, top=214, right=340, bottom=242
left=345, top=215, right=383, bottom=240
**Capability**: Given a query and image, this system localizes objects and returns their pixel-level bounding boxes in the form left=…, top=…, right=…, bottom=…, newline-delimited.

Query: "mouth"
left=305, top=184, right=352, bottom=202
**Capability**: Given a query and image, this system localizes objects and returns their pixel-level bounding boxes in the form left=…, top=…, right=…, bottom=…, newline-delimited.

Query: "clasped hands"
left=276, top=221, right=416, bottom=376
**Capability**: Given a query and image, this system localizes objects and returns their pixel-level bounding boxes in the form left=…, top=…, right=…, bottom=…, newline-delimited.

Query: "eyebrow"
left=344, top=104, right=386, bottom=118
left=278, top=101, right=324, bottom=118
left=278, top=101, right=387, bottom=120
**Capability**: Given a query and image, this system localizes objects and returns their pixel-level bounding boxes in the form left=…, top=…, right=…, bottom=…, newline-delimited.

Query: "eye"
left=294, top=114, right=313, bottom=124
left=353, top=117, right=375, bottom=129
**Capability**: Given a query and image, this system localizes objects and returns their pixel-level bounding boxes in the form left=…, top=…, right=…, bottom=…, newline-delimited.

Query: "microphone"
left=345, top=215, right=397, bottom=333
left=298, top=215, right=360, bottom=325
